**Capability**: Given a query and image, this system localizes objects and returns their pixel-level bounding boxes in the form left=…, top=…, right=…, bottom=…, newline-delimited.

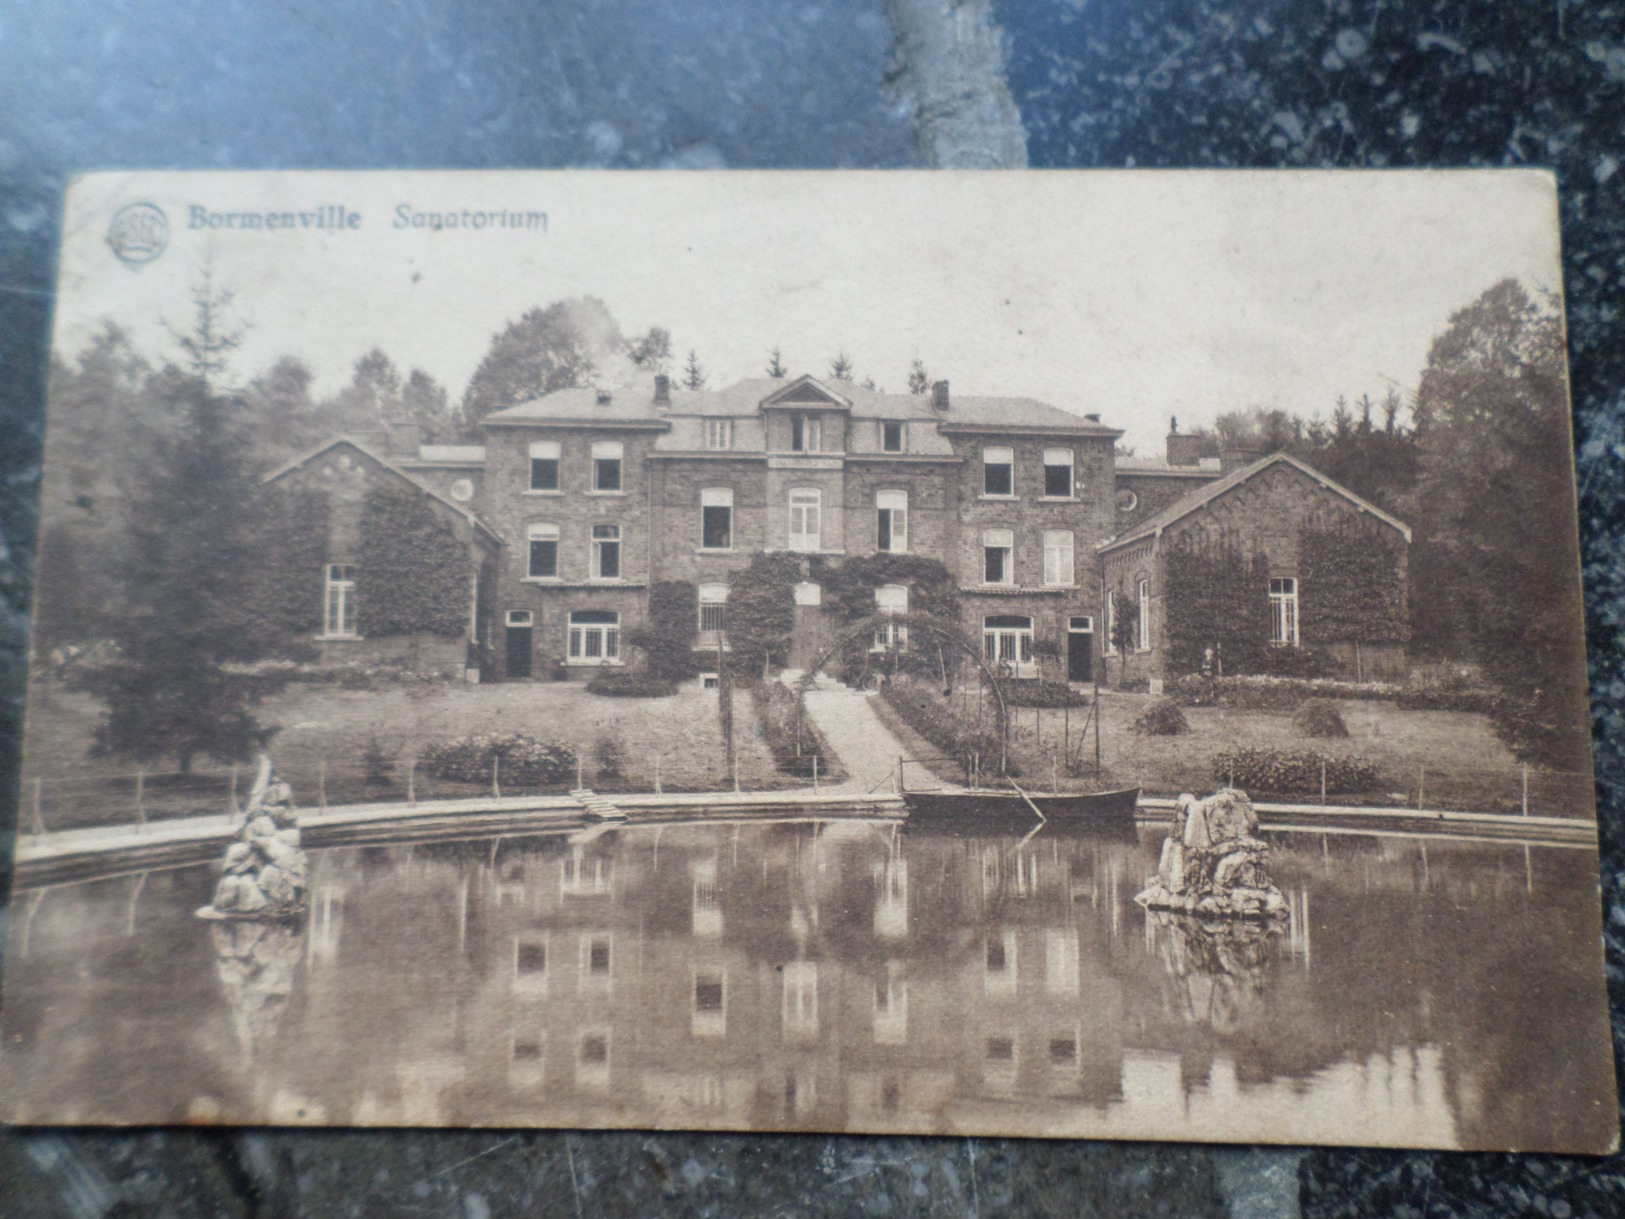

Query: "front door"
left=790, top=582, right=823, bottom=671
left=1067, top=617, right=1094, bottom=683
left=505, top=615, right=534, bottom=679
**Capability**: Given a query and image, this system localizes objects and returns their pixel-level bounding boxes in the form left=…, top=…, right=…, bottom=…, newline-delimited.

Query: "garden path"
left=787, top=672, right=951, bottom=795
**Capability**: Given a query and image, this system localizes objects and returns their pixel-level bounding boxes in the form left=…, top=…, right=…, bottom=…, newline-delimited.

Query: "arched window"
left=872, top=584, right=909, bottom=652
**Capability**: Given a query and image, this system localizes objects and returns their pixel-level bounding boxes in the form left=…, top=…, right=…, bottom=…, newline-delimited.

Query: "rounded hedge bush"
left=418, top=732, right=577, bottom=786
left=1294, top=698, right=1349, bottom=738
left=1133, top=698, right=1190, bottom=736
left=586, top=671, right=678, bottom=698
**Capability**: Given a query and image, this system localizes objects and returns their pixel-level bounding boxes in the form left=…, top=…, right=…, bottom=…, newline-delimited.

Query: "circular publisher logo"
left=106, top=202, right=170, bottom=267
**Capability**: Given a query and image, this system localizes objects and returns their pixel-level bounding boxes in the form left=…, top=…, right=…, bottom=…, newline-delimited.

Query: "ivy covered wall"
left=1298, top=520, right=1410, bottom=645
left=250, top=485, right=330, bottom=642
left=354, top=485, right=473, bottom=638
left=1162, top=545, right=1274, bottom=675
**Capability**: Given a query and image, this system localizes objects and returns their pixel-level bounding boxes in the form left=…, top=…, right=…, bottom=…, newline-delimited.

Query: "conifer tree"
left=766, top=347, right=787, bottom=378
left=683, top=349, right=708, bottom=390
left=828, top=352, right=854, bottom=381
left=87, top=269, right=276, bottom=772
left=908, top=358, right=930, bottom=395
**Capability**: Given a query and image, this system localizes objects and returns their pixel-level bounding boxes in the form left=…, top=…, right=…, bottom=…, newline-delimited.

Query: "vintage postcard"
left=2, top=170, right=1614, bottom=1151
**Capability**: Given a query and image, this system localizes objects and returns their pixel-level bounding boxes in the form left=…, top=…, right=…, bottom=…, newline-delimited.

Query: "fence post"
left=1417, top=765, right=1424, bottom=811
left=655, top=755, right=662, bottom=796
left=896, top=755, right=904, bottom=795
left=813, top=754, right=819, bottom=792
left=406, top=757, right=417, bottom=807
left=1052, top=752, right=1059, bottom=796
left=1320, top=759, right=1327, bottom=805
left=492, top=756, right=501, bottom=800
left=135, top=770, right=147, bottom=832
left=576, top=753, right=584, bottom=791
left=1521, top=764, right=1529, bottom=816
left=732, top=752, right=740, bottom=793
left=31, top=777, right=45, bottom=836
left=319, top=759, right=328, bottom=811
left=229, top=763, right=240, bottom=819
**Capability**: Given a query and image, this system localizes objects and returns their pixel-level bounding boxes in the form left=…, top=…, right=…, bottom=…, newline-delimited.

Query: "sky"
left=54, top=169, right=1563, bottom=455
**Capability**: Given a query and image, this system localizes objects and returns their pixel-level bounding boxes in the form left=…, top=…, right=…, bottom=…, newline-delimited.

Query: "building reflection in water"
left=0, top=819, right=1613, bottom=1149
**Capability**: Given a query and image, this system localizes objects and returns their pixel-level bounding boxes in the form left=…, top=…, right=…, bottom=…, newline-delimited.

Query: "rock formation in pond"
left=1135, top=787, right=1288, bottom=919
left=1145, top=909, right=1285, bottom=1033
left=198, top=755, right=308, bottom=920
left=211, top=919, right=303, bottom=1057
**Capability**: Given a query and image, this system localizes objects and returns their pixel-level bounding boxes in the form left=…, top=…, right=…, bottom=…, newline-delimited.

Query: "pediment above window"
left=760, top=374, right=852, bottom=411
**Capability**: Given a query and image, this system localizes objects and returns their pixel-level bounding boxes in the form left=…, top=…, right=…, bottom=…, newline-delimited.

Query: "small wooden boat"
left=903, top=784, right=1141, bottom=831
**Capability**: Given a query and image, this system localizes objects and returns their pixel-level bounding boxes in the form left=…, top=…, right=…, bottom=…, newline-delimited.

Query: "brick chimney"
left=654, top=374, right=670, bottom=406
left=930, top=379, right=949, bottom=411
left=1219, top=445, right=1262, bottom=475
left=1165, top=416, right=1203, bottom=467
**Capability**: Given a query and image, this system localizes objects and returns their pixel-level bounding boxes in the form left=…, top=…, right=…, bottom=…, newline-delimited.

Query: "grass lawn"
left=21, top=677, right=812, bottom=832
left=891, top=679, right=1592, bottom=817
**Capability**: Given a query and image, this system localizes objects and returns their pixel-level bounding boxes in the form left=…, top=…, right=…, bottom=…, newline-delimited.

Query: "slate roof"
left=482, top=374, right=1121, bottom=446
left=1115, top=455, right=1222, bottom=474
left=1098, top=451, right=1411, bottom=553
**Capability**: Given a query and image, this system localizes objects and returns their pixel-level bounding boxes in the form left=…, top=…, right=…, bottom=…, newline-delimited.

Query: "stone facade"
left=1100, top=453, right=1412, bottom=687
left=272, top=379, right=1409, bottom=687
left=262, top=437, right=501, bottom=671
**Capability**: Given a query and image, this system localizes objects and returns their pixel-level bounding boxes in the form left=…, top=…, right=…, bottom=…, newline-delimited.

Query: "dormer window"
left=881, top=421, right=904, bottom=453
left=790, top=414, right=822, bottom=453
left=705, top=419, right=733, bottom=450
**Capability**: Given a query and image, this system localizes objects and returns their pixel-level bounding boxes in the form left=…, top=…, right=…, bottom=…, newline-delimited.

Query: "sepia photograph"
left=1, top=169, right=1614, bottom=1152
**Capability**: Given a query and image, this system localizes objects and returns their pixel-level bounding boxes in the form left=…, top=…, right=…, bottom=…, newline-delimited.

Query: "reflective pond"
left=0, top=818, right=1613, bottom=1150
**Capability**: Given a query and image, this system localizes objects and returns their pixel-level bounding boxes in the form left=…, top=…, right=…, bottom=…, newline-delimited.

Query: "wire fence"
left=18, top=736, right=844, bottom=837
left=895, top=694, right=1600, bottom=820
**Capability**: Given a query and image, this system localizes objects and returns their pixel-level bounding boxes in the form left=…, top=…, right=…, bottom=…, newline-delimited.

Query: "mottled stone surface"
left=2, top=1, right=1622, bottom=1216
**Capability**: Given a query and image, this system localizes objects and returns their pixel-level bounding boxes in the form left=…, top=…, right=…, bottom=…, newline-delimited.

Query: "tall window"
left=705, top=418, right=733, bottom=450
left=698, top=583, right=728, bottom=646
left=567, top=610, right=620, bottom=662
left=790, top=414, right=822, bottom=453
left=983, top=528, right=1014, bottom=585
left=1105, top=589, right=1117, bottom=655
left=788, top=488, right=821, bottom=552
left=1043, top=530, right=1074, bottom=586
left=591, top=441, right=623, bottom=492
left=1270, top=577, right=1299, bottom=646
left=873, top=584, right=908, bottom=652
left=324, top=564, right=357, bottom=637
left=701, top=488, right=733, bottom=550
left=881, top=421, right=904, bottom=453
left=876, top=489, right=908, bottom=553
left=1137, top=578, right=1150, bottom=651
left=983, top=615, right=1035, bottom=675
left=983, top=446, right=1014, bottom=496
left=1043, top=448, right=1074, bottom=498
left=527, top=523, right=559, bottom=578
left=528, top=441, right=560, bottom=491
left=591, top=524, right=621, bottom=579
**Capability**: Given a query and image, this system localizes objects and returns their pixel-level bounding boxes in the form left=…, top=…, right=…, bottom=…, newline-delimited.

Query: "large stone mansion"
left=267, top=372, right=1411, bottom=687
